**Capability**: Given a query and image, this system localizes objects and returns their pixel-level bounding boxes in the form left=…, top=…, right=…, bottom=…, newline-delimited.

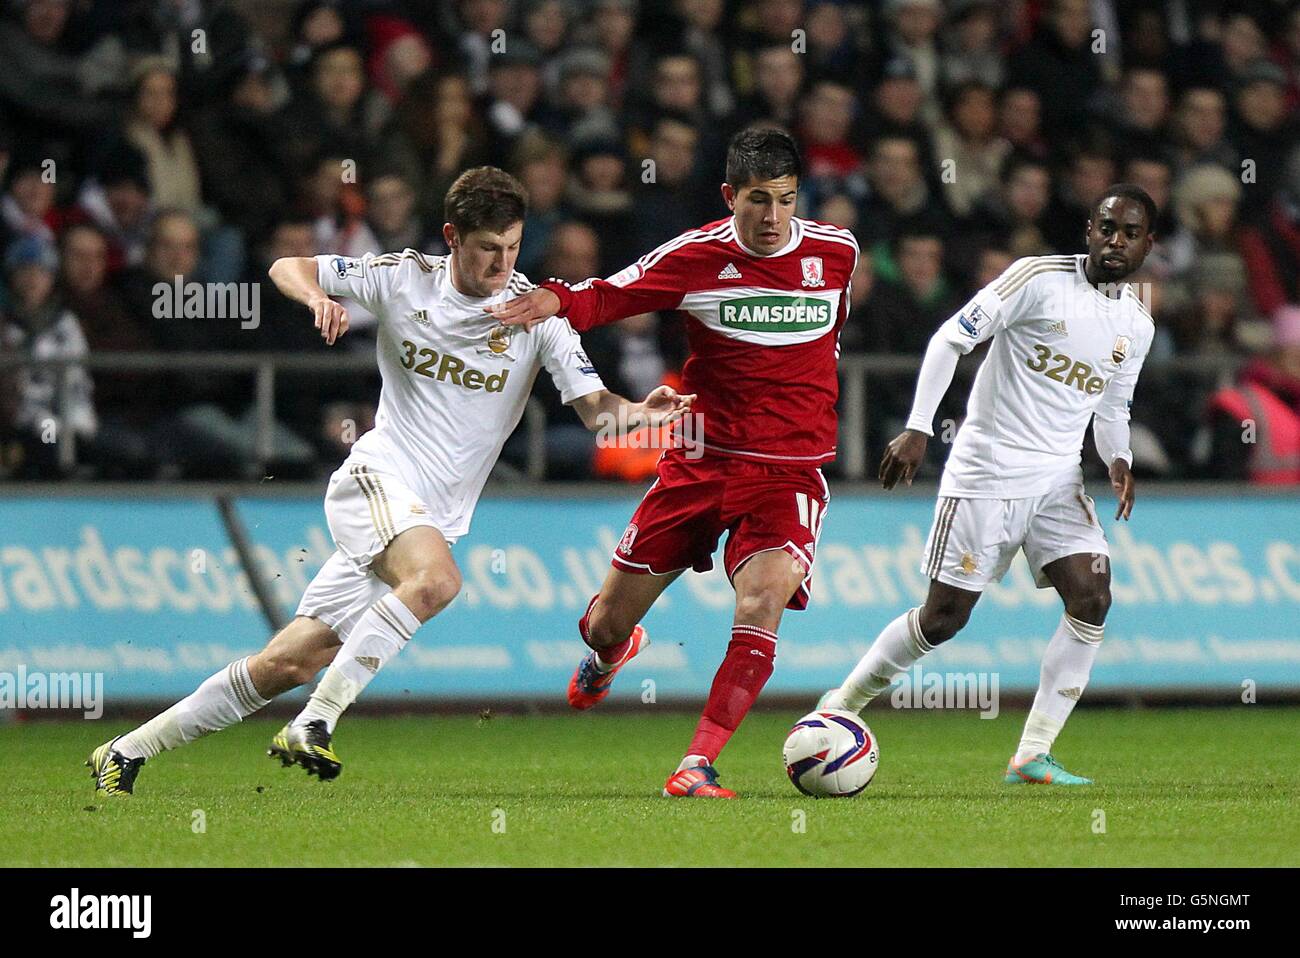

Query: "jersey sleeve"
left=1095, top=321, right=1152, bottom=424
left=315, top=252, right=399, bottom=316
left=539, top=232, right=698, bottom=332
left=933, top=257, right=1043, bottom=355
left=536, top=317, right=607, bottom=404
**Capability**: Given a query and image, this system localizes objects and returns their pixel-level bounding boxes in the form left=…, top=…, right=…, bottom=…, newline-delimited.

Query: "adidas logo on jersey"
left=717, top=262, right=742, bottom=280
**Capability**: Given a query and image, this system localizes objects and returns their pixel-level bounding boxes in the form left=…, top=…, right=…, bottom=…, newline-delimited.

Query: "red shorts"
left=611, top=449, right=831, bottom=610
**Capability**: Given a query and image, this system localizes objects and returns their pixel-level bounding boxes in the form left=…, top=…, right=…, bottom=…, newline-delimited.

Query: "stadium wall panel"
left=1, top=487, right=1298, bottom=701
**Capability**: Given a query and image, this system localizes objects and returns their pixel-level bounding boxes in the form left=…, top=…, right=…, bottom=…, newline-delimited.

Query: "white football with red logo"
left=783, top=709, right=878, bottom=797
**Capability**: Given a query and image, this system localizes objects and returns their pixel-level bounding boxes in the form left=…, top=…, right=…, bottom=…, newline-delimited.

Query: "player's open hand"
left=640, top=385, right=696, bottom=427
left=879, top=429, right=928, bottom=490
left=1109, top=458, right=1135, bottom=520
left=486, top=287, right=562, bottom=331
left=309, top=295, right=349, bottom=345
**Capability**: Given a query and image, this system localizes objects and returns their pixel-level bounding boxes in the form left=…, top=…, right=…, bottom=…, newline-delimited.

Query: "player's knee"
left=405, top=567, right=462, bottom=620
left=735, top=590, right=785, bottom=629
left=918, top=601, right=971, bottom=645
left=1066, top=586, right=1111, bottom=627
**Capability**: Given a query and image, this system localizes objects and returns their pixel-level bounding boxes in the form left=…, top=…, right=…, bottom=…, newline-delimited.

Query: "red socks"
left=579, top=594, right=631, bottom=665
left=687, top=625, right=778, bottom=761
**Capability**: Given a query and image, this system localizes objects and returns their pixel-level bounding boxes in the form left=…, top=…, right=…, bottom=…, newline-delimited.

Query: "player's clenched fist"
left=310, top=295, right=349, bottom=345
left=487, top=287, right=561, bottom=331
left=879, top=428, right=928, bottom=490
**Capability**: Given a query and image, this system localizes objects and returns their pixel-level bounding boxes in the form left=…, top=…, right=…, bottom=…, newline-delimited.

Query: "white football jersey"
left=315, top=249, right=605, bottom=537
left=931, top=254, right=1154, bottom=499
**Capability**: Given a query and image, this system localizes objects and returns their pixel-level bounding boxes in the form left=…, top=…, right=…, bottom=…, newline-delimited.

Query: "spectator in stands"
left=484, top=41, right=546, bottom=151
left=364, top=169, right=433, bottom=254
left=731, top=43, right=804, bottom=132
left=547, top=47, right=617, bottom=144
left=565, top=134, right=636, bottom=274
left=1165, top=163, right=1245, bottom=283
left=1165, top=251, right=1258, bottom=356
left=190, top=54, right=292, bottom=244
left=1171, top=86, right=1238, bottom=175
left=523, top=0, right=572, bottom=74
left=1230, top=59, right=1299, bottom=217
left=799, top=79, right=866, bottom=213
left=942, top=0, right=1004, bottom=90
left=0, top=235, right=95, bottom=476
left=116, top=210, right=315, bottom=478
left=1009, top=0, right=1102, bottom=137
left=860, top=57, right=937, bottom=168
left=58, top=222, right=160, bottom=477
left=997, top=85, right=1048, bottom=159
left=865, top=228, right=961, bottom=355
left=1107, top=66, right=1172, bottom=158
left=631, top=114, right=709, bottom=251
left=364, top=14, right=433, bottom=108
left=1204, top=305, right=1300, bottom=484
left=672, top=0, right=733, bottom=119
left=958, top=152, right=1054, bottom=261
left=0, top=0, right=122, bottom=145
left=383, top=71, right=490, bottom=227
left=880, top=0, right=945, bottom=116
left=859, top=134, right=949, bottom=249
left=123, top=60, right=203, bottom=219
left=931, top=80, right=1008, bottom=219
left=74, top=142, right=153, bottom=275
left=2, top=153, right=60, bottom=248
left=513, top=134, right=569, bottom=278
left=1239, top=147, right=1300, bottom=317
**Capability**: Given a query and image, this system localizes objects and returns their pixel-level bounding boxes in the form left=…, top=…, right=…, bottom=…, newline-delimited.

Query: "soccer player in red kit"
left=490, top=128, right=858, bottom=797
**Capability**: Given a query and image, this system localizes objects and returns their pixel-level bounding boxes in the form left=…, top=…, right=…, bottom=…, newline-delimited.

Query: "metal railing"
left=0, top=351, right=1246, bottom=479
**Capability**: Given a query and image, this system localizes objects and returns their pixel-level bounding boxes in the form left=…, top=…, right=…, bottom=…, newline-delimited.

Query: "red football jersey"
left=541, top=216, right=859, bottom=464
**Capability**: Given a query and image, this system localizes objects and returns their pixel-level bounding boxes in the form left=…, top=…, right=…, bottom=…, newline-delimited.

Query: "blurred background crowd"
left=1, top=0, right=1298, bottom=484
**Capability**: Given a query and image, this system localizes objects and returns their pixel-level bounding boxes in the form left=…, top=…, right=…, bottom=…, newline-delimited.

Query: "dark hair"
left=1094, top=183, right=1158, bottom=231
left=725, top=127, right=802, bottom=188
left=444, top=166, right=529, bottom=235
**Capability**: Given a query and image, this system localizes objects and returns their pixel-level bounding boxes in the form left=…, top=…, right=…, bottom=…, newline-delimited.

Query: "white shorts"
left=919, top=481, right=1108, bottom=591
left=294, top=463, right=454, bottom=638
left=323, top=463, right=452, bottom=570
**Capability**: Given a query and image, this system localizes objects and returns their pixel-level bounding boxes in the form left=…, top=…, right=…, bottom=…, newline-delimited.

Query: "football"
left=783, top=709, right=879, bottom=797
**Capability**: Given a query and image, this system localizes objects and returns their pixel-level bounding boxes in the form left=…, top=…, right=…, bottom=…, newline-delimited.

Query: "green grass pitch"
left=3, top=707, right=1298, bottom=867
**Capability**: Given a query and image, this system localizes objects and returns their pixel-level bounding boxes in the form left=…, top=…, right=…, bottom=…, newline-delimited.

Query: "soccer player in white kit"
left=87, top=167, right=694, bottom=794
left=819, top=185, right=1158, bottom=785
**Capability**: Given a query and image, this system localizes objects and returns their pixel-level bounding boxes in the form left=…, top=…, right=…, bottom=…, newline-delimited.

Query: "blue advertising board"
left=2, top=492, right=1298, bottom=701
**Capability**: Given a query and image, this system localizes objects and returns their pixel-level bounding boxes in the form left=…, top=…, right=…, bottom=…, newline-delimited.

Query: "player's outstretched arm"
left=268, top=256, right=350, bottom=345
left=569, top=386, right=697, bottom=434
left=880, top=330, right=964, bottom=488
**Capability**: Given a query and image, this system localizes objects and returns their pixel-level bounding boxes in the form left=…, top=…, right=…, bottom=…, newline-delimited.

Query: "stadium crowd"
left=1, top=0, right=1298, bottom=483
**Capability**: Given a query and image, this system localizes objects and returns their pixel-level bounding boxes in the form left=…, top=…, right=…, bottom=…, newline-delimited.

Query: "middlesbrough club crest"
left=800, top=256, right=825, bottom=288
left=617, top=522, right=639, bottom=556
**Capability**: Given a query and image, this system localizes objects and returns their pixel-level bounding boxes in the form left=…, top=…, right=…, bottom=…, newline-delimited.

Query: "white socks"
left=295, top=593, right=421, bottom=733
left=827, top=608, right=932, bottom=712
left=1015, top=613, right=1104, bottom=762
left=116, top=656, right=270, bottom=760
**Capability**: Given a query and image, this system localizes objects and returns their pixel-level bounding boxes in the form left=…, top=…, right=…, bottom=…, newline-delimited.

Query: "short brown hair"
left=444, top=166, right=529, bottom=236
